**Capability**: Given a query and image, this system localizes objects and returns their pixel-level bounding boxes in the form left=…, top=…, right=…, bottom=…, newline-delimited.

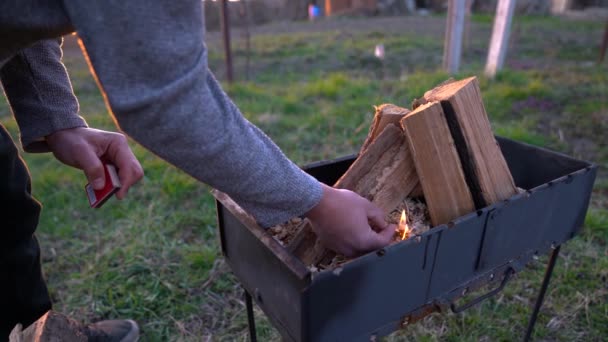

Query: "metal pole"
left=443, top=0, right=467, bottom=74
left=485, top=0, right=516, bottom=77
left=220, top=0, right=234, bottom=83
left=240, top=0, right=251, bottom=80
left=524, top=245, right=561, bottom=342
left=244, top=290, right=257, bottom=342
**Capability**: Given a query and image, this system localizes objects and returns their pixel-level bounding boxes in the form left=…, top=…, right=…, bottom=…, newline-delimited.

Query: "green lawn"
left=1, top=14, right=606, bottom=341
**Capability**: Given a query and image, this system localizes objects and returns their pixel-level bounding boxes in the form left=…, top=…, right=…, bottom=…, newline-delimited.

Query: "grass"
left=1, top=14, right=606, bottom=341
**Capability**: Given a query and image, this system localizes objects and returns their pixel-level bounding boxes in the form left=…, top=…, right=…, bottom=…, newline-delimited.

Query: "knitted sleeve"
left=0, top=38, right=87, bottom=153
left=60, top=1, right=322, bottom=227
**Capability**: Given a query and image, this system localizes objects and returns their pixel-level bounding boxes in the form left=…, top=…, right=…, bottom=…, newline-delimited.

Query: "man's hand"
left=46, top=127, right=144, bottom=199
left=305, top=184, right=396, bottom=257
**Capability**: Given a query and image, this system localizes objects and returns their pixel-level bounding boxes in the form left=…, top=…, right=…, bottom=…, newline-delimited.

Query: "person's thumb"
left=79, top=149, right=106, bottom=190
left=365, top=223, right=396, bottom=251
left=366, top=202, right=388, bottom=232
left=364, top=203, right=395, bottom=250
left=378, top=223, right=397, bottom=244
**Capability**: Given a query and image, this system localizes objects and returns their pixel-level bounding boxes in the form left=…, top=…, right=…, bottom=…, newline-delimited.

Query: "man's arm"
left=0, top=39, right=143, bottom=196
left=61, top=1, right=324, bottom=227
left=59, top=1, right=394, bottom=254
left=0, top=38, right=86, bottom=152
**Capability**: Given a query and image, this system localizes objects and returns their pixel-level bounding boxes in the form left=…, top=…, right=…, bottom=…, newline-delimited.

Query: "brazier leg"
left=524, top=245, right=561, bottom=342
left=244, top=290, right=257, bottom=342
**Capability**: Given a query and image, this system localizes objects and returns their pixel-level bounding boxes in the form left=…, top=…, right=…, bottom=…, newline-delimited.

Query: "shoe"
left=82, top=319, right=139, bottom=342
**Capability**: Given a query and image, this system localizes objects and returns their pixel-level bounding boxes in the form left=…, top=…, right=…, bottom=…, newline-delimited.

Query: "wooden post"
left=443, top=0, right=467, bottom=74
left=550, top=0, right=572, bottom=14
left=405, top=0, right=417, bottom=13
left=463, top=0, right=474, bottom=50
left=239, top=0, right=252, bottom=80
left=220, top=0, right=234, bottom=83
left=599, top=20, right=608, bottom=64
left=485, top=0, right=516, bottom=78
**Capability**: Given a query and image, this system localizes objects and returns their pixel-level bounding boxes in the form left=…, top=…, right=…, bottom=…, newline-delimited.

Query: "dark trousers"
left=0, top=125, right=51, bottom=339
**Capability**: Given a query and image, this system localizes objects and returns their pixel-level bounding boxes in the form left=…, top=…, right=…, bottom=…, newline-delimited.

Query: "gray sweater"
left=0, top=1, right=323, bottom=227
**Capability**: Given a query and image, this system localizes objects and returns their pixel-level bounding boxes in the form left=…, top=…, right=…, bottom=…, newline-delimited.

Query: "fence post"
left=443, top=0, right=467, bottom=74
left=485, top=0, right=517, bottom=78
left=220, top=0, right=234, bottom=83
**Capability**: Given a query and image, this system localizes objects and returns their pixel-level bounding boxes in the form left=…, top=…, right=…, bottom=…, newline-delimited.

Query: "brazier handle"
left=450, top=268, right=514, bottom=314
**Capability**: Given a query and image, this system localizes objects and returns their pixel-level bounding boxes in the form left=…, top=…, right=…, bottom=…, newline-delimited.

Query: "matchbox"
left=86, top=164, right=121, bottom=208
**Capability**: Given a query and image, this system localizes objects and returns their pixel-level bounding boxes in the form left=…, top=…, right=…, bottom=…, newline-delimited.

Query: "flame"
left=399, top=210, right=410, bottom=240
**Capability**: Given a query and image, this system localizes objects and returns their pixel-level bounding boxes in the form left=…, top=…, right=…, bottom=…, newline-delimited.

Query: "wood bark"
left=361, top=104, right=411, bottom=153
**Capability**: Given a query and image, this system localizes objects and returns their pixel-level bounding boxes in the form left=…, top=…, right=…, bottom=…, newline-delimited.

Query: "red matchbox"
left=86, top=164, right=121, bottom=208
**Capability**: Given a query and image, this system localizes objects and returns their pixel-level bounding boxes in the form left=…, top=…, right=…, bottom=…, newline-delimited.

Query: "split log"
left=410, top=183, right=424, bottom=198
left=401, top=101, right=476, bottom=226
left=287, top=77, right=516, bottom=265
left=287, top=220, right=336, bottom=267
left=286, top=220, right=325, bottom=266
left=361, top=104, right=411, bottom=153
left=334, top=124, right=419, bottom=213
left=289, top=106, right=419, bottom=266
left=9, top=311, right=86, bottom=342
left=423, top=77, right=517, bottom=206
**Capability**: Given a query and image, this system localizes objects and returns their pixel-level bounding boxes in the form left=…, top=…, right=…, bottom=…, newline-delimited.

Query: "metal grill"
left=214, top=137, right=596, bottom=342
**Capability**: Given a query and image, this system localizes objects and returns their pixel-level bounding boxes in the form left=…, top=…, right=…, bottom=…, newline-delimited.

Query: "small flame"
left=399, top=210, right=410, bottom=240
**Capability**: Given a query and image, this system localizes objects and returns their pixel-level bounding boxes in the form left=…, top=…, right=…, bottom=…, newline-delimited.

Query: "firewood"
left=286, top=219, right=327, bottom=266
left=289, top=120, right=419, bottom=266
left=401, top=101, right=476, bottom=226
left=335, top=124, right=419, bottom=213
left=288, top=77, right=516, bottom=264
left=410, top=183, right=424, bottom=198
left=9, top=311, right=86, bottom=342
left=423, top=77, right=517, bottom=206
left=360, top=104, right=411, bottom=153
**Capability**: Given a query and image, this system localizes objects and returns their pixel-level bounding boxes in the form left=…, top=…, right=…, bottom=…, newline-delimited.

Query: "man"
left=0, top=1, right=396, bottom=340
left=1, top=40, right=144, bottom=340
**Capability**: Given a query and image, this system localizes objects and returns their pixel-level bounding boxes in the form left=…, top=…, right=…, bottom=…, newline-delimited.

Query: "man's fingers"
left=362, top=224, right=395, bottom=251
left=115, top=164, right=143, bottom=199
left=310, top=188, right=396, bottom=257
left=113, top=149, right=144, bottom=200
left=79, top=149, right=106, bottom=190
left=105, top=134, right=143, bottom=200
left=342, top=199, right=393, bottom=254
left=378, top=223, right=397, bottom=244
left=45, top=127, right=143, bottom=200
left=366, top=202, right=390, bottom=232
